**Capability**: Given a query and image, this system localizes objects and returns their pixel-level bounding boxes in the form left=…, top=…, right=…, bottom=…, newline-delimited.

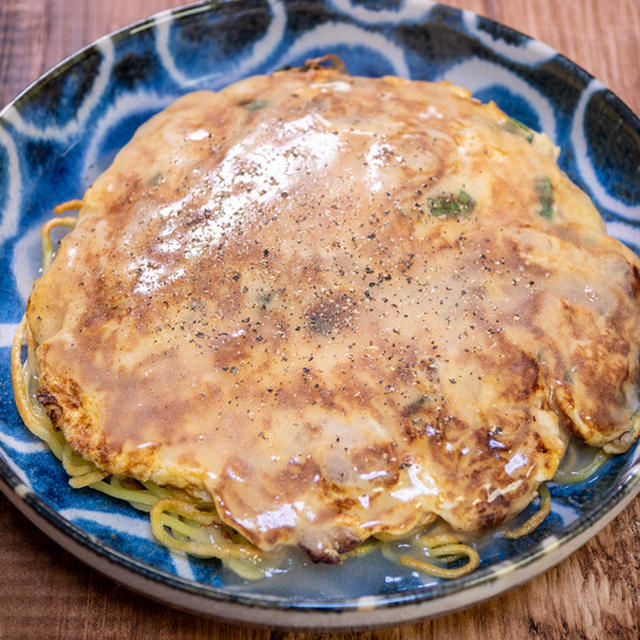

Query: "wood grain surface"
left=1, top=1, right=639, bottom=639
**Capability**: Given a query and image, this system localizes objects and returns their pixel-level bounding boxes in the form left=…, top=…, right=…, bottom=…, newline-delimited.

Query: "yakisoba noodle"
left=10, top=201, right=609, bottom=581
left=15, top=64, right=638, bottom=579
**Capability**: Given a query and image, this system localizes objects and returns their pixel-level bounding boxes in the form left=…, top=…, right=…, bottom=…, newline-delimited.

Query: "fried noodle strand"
left=504, top=483, right=551, bottom=539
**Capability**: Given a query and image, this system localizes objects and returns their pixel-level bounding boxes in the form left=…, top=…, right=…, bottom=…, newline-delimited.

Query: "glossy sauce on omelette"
left=27, top=66, right=640, bottom=561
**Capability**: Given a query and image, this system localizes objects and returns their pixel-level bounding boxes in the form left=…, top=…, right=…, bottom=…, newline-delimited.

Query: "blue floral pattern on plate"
left=0, top=0, right=639, bottom=628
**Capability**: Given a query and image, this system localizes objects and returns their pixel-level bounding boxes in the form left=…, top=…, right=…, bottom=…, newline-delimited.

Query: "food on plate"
left=13, top=58, right=640, bottom=578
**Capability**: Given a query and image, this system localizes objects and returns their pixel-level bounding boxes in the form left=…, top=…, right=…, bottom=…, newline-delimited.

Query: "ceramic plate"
left=1, top=0, right=640, bottom=630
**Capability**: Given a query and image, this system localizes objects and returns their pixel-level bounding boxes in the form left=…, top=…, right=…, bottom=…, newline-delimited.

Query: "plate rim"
left=2, top=464, right=639, bottom=627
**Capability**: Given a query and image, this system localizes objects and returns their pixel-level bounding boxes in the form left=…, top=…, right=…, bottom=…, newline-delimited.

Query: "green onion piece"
left=427, top=189, right=475, bottom=218
left=245, top=99, right=268, bottom=112
left=553, top=450, right=609, bottom=484
left=505, top=117, right=535, bottom=143
left=534, top=176, right=553, bottom=219
left=509, top=117, right=531, bottom=132
left=148, top=172, right=163, bottom=187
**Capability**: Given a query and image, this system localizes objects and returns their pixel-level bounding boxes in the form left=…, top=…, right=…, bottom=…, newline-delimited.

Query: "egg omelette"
left=23, top=64, right=640, bottom=562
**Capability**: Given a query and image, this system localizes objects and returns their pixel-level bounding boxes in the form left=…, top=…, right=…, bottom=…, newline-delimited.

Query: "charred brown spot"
left=90, top=438, right=117, bottom=467
left=212, top=331, right=251, bottom=369
left=298, top=524, right=362, bottom=564
left=630, top=264, right=640, bottom=299
left=332, top=497, right=357, bottom=511
left=333, top=526, right=362, bottom=554
left=306, top=293, right=353, bottom=335
left=534, top=432, right=549, bottom=454
left=401, top=417, right=427, bottom=443
left=35, top=389, right=63, bottom=429
left=402, top=394, right=429, bottom=417
left=271, top=458, right=323, bottom=502
left=505, top=350, right=540, bottom=401
left=475, top=505, right=508, bottom=530
left=299, top=541, right=341, bottom=564
left=351, top=442, right=400, bottom=486
left=392, top=357, right=418, bottom=384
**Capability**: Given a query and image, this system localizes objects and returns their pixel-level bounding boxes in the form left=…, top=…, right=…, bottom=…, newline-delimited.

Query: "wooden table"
left=1, top=1, right=639, bottom=638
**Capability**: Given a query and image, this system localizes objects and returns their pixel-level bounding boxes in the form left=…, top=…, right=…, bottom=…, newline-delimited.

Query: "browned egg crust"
left=27, top=67, right=640, bottom=561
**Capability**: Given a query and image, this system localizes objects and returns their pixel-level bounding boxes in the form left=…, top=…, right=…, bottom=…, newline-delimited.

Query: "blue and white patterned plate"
left=1, top=0, right=640, bottom=629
